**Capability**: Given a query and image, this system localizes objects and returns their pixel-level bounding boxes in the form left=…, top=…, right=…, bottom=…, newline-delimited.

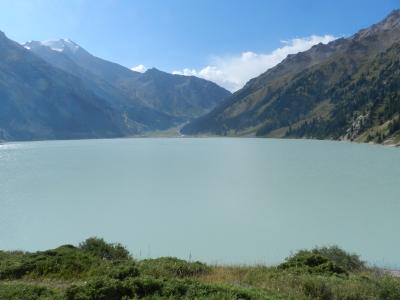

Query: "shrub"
left=0, top=245, right=105, bottom=280
left=279, top=246, right=365, bottom=276
left=0, top=283, right=60, bottom=300
left=138, top=257, right=210, bottom=278
left=279, top=251, right=346, bottom=276
left=302, top=278, right=334, bottom=300
left=65, top=277, right=132, bottom=300
left=106, top=261, right=140, bottom=280
left=378, top=276, right=400, bottom=300
left=79, top=237, right=131, bottom=261
left=65, top=276, right=267, bottom=300
left=314, top=246, right=365, bottom=272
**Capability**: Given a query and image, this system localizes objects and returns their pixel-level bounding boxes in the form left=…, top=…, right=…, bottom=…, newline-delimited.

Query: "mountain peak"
left=386, top=9, right=400, bottom=19
left=145, top=67, right=161, bottom=73
left=0, top=30, right=7, bottom=41
left=41, top=39, right=81, bottom=52
left=376, top=9, right=400, bottom=29
left=23, top=38, right=82, bottom=53
left=354, top=9, right=400, bottom=40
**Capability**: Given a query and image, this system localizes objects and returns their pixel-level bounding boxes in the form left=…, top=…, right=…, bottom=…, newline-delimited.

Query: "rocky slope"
left=182, top=10, right=400, bottom=144
left=0, top=32, right=230, bottom=142
left=24, top=39, right=231, bottom=121
left=0, top=31, right=130, bottom=141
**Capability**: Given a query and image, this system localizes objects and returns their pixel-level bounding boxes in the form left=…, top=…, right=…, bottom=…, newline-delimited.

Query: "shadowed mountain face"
left=0, top=33, right=230, bottom=141
left=0, top=31, right=132, bottom=141
left=24, top=40, right=231, bottom=121
left=182, top=10, right=400, bottom=144
left=117, top=68, right=231, bottom=119
left=22, top=39, right=181, bottom=134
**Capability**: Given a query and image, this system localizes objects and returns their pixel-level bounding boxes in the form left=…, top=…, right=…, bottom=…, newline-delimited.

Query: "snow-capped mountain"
left=23, top=38, right=231, bottom=120
left=0, top=32, right=230, bottom=141
left=24, top=39, right=81, bottom=53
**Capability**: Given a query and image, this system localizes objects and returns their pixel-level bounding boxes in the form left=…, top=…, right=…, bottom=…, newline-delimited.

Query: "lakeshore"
left=1, top=238, right=400, bottom=300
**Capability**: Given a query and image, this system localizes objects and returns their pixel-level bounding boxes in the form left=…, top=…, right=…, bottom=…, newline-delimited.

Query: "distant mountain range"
left=2, top=10, right=400, bottom=144
left=183, top=10, right=400, bottom=145
left=0, top=34, right=230, bottom=141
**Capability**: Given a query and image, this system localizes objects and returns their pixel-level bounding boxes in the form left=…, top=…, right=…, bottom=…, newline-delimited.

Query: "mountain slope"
left=287, top=40, right=400, bottom=144
left=24, top=40, right=231, bottom=120
left=23, top=40, right=182, bottom=131
left=182, top=10, right=400, bottom=144
left=25, top=39, right=141, bottom=86
left=117, top=68, right=231, bottom=119
left=0, top=31, right=132, bottom=141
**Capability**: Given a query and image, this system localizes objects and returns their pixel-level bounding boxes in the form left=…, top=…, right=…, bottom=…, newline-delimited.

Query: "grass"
left=0, top=238, right=399, bottom=299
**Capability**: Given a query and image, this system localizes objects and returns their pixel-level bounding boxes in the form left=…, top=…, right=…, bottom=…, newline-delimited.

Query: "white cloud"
left=173, top=35, right=337, bottom=92
left=131, top=64, right=147, bottom=73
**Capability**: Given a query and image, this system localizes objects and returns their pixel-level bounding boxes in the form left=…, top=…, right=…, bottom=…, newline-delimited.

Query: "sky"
left=0, top=0, right=398, bottom=91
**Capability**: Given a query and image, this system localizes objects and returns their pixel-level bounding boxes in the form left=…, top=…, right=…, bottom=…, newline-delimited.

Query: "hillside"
left=24, top=40, right=231, bottom=121
left=0, top=31, right=131, bottom=141
left=1, top=238, right=399, bottom=300
left=117, top=68, right=231, bottom=119
left=182, top=10, right=400, bottom=145
left=0, top=32, right=230, bottom=142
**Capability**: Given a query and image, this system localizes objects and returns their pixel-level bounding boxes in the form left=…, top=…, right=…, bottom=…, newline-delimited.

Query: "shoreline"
left=1, top=134, right=400, bottom=148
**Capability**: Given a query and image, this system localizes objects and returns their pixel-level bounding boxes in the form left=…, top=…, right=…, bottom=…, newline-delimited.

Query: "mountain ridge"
left=24, top=39, right=231, bottom=121
left=0, top=32, right=230, bottom=141
left=182, top=9, right=400, bottom=145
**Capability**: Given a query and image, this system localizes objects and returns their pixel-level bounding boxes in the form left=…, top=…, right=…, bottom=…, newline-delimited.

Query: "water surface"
left=0, top=138, right=399, bottom=267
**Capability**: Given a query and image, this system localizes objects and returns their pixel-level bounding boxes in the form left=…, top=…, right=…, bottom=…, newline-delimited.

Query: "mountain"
left=24, top=39, right=141, bottom=90
left=117, top=68, right=231, bottom=119
left=23, top=39, right=179, bottom=132
left=24, top=39, right=231, bottom=121
left=182, top=10, right=400, bottom=144
left=0, top=31, right=133, bottom=141
left=0, top=31, right=230, bottom=142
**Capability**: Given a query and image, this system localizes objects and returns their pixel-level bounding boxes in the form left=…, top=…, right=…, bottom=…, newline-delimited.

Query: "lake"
left=0, top=138, right=399, bottom=268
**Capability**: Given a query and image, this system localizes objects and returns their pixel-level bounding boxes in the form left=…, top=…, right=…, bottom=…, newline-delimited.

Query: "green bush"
left=106, top=261, right=140, bottom=280
left=0, top=244, right=122, bottom=280
left=79, top=237, right=131, bottom=261
left=0, top=283, right=61, bottom=300
left=313, top=246, right=365, bottom=272
left=279, top=246, right=365, bottom=276
left=138, top=257, right=210, bottom=278
left=65, top=276, right=270, bottom=300
left=2, top=240, right=400, bottom=300
left=279, top=252, right=347, bottom=276
left=65, top=277, right=132, bottom=300
left=302, top=278, right=334, bottom=300
left=378, top=276, right=400, bottom=300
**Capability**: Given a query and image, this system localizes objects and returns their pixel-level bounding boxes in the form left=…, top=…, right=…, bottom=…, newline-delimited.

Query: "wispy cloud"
left=173, top=35, right=336, bottom=92
left=131, top=64, right=147, bottom=73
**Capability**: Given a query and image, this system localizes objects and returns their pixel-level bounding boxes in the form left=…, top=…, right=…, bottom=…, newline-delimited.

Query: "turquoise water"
left=0, top=138, right=399, bottom=267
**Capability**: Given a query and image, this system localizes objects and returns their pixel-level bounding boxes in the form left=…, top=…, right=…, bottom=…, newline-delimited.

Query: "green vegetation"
left=182, top=11, right=400, bottom=145
left=0, top=238, right=399, bottom=299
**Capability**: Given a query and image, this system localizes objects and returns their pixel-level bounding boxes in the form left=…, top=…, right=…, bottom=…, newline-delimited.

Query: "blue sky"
left=0, top=0, right=398, bottom=90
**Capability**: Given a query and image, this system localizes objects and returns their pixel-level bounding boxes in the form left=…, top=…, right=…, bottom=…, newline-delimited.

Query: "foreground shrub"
left=106, top=261, right=140, bottom=280
left=2, top=245, right=101, bottom=280
left=313, top=246, right=365, bottom=272
left=378, top=276, right=400, bottom=300
left=138, top=257, right=210, bottom=278
left=279, top=246, right=365, bottom=276
left=65, top=277, right=131, bottom=300
left=0, top=243, right=133, bottom=280
left=65, top=276, right=270, bottom=300
left=279, top=252, right=347, bottom=276
left=302, top=278, right=334, bottom=300
left=79, top=237, right=131, bottom=261
left=0, top=283, right=60, bottom=300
